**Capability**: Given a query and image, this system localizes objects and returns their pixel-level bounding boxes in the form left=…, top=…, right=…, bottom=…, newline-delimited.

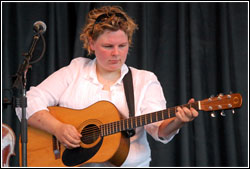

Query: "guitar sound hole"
left=81, top=124, right=100, bottom=144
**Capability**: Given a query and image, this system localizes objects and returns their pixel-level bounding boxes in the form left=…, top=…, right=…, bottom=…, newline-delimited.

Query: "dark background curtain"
left=2, top=2, right=248, bottom=167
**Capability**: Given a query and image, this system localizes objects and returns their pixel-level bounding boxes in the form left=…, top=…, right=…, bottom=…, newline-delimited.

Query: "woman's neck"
left=96, top=65, right=121, bottom=91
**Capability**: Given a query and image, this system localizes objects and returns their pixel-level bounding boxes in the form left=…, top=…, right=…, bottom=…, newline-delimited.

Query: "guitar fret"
left=110, top=123, right=113, bottom=134
left=113, top=122, right=115, bottom=133
left=113, top=122, right=116, bottom=133
left=113, top=122, right=116, bottom=134
left=123, top=119, right=126, bottom=130
left=106, top=124, right=109, bottom=136
left=104, top=124, right=107, bottom=136
left=144, top=114, right=147, bottom=125
left=129, top=118, right=131, bottom=129
left=109, top=123, right=111, bottom=135
left=100, top=125, right=102, bottom=136
left=137, top=116, right=142, bottom=127
left=116, top=122, right=118, bottom=132
left=146, top=114, right=149, bottom=124
left=111, top=122, right=113, bottom=134
left=135, top=117, right=139, bottom=127
left=110, top=122, right=113, bottom=134
left=107, top=123, right=110, bottom=135
left=149, top=114, right=152, bottom=123
left=134, top=117, right=137, bottom=128
left=119, top=120, right=121, bottom=131
left=148, top=113, right=153, bottom=124
left=121, top=120, right=124, bottom=131
left=141, top=115, right=145, bottom=125
left=101, top=125, right=106, bottom=136
left=125, top=119, right=128, bottom=130
left=104, top=124, right=107, bottom=135
left=116, top=121, right=118, bottom=132
left=131, top=117, right=135, bottom=129
left=152, top=113, right=156, bottom=123
left=127, top=119, right=130, bottom=129
left=128, top=118, right=132, bottom=129
left=107, top=123, right=109, bottom=135
left=141, top=116, right=144, bottom=125
left=114, top=122, right=116, bottom=133
left=116, top=122, right=118, bottom=133
left=171, top=108, right=176, bottom=117
left=158, top=111, right=163, bottom=121
left=103, top=125, right=105, bottom=136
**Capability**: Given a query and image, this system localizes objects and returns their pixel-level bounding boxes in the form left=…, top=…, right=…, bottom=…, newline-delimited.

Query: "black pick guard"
left=62, top=137, right=103, bottom=166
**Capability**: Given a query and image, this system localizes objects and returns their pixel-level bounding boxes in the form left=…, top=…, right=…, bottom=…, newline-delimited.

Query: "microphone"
left=33, top=21, right=47, bottom=34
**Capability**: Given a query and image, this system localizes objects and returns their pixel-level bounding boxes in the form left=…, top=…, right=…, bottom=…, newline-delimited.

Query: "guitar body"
left=19, top=101, right=130, bottom=167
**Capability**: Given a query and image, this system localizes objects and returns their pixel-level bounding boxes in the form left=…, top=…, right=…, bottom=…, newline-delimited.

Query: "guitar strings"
left=80, top=108, right=180, bottom=140
left=79, top=111, right=177, bottom=143
left=80, top=111, right=173, bottom=137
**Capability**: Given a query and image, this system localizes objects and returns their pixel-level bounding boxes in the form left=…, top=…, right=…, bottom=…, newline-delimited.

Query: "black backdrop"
left=2, top=2, right=248, bottom=167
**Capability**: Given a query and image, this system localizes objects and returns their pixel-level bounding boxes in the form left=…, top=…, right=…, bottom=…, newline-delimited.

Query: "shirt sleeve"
left=15, top=58, right=79, bottom=121
left=140, top=73, right=179, bottom=144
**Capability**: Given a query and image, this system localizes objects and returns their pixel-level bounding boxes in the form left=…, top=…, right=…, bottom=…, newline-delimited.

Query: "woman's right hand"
left=54, top=123, right=82, bottom=149
left=27, top=110, right=82, bottom=149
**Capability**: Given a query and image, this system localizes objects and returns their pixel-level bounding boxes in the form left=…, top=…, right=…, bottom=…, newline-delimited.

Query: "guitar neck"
left=100, top=101, right=200, bottom=137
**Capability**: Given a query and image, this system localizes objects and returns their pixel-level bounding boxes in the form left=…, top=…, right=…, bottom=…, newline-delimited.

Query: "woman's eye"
left=103, top=45, right=112, bottom=48
left=119, top=44, right=128, bottom=48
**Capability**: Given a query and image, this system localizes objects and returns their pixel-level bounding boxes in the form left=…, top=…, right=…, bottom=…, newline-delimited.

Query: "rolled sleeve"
left=140, top=73, right=178, bottom=144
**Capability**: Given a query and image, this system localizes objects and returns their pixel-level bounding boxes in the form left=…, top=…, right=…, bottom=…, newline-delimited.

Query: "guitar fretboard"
left=100, top=102, right=199, bottom=137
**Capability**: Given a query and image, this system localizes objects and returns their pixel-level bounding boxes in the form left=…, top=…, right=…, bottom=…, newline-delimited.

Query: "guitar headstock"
left=199, top=93, right=242, bottom=116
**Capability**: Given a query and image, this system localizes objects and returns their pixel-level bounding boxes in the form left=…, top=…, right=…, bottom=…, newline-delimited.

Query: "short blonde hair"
left=80, top=6, right=138, bottom=55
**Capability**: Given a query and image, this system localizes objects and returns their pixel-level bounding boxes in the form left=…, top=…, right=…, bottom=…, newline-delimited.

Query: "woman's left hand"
left=175, top=98, right=199, bottom=123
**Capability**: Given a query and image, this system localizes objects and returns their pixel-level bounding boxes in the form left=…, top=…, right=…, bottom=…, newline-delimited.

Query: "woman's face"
left=90, top=29, right=129, bottom=73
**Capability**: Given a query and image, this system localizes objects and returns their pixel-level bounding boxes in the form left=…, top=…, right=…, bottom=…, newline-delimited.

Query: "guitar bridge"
left=52, top=135, right=61, bottom=159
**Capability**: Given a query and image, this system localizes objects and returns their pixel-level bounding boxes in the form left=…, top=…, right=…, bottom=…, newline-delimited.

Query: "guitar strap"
left=123, top=67, right=136, bottom=137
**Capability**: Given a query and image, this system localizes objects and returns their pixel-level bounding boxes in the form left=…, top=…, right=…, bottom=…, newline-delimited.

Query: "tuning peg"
left=209, top=95, right=214, bottom=101
left=217, top=93, right=224, bottom=100
left=220, top=110, right=226, bottom=116
left=210, top=111, right=216, bottom=117
left=219, top=93, right=224, bottom=96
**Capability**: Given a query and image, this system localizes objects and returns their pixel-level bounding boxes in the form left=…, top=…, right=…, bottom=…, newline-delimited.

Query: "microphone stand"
left=12, top=32, right=44, bottom=167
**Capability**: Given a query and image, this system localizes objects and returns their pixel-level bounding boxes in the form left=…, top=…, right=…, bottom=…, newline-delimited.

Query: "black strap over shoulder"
left=123, top=67, right=136, bottom=137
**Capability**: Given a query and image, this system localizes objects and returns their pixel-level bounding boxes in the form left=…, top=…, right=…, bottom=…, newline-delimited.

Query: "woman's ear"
left=89, top=37, right=95, bottom=51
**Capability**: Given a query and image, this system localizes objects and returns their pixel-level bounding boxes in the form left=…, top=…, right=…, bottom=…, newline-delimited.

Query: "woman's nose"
left=111, top=47, right=119, bottom=56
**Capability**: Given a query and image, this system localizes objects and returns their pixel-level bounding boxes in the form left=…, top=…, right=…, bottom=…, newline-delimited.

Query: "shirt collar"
left=84, top=58, right=129, bottom=86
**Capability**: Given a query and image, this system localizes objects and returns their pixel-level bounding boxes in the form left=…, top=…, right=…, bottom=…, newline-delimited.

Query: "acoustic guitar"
left=19, top=93, right=242, bottom=167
